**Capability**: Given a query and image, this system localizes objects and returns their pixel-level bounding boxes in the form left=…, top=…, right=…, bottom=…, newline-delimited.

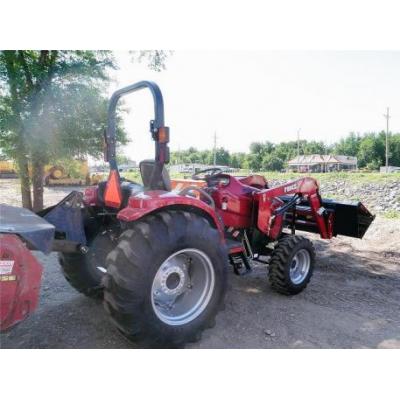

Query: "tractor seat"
left=139, top=159, right=171, bottom=191
left=238, top=175, right=269, bottom=190
left=97, top=180, right=143, bottom=208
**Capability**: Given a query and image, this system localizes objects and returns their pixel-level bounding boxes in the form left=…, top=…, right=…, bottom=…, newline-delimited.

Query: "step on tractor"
left=0, top=81, right=375, bottom=347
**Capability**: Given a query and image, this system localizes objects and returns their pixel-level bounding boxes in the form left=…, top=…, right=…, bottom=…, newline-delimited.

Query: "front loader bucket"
left=280, top=196, right=375, bottom=239
left=321, top=198, right=375, bottom=239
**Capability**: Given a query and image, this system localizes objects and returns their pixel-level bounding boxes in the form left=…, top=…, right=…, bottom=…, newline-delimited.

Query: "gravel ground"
left=1, top=178, right=399, bottom=348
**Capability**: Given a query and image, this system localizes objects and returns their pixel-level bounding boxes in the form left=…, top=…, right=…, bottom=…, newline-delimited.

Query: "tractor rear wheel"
left=268, top=235, right=315, bottom=295
left=103, top=210, right=228, bottom=347
left=59, top=231, right=115, bottom=298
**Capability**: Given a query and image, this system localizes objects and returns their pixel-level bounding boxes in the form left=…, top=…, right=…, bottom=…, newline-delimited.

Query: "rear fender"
left=117, top=190, right=225, bottom=239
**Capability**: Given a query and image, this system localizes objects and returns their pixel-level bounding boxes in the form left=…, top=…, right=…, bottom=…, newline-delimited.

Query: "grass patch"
left=252, top=171, right=400, bottom=184
left=122, top=169, right=400, bottom=186
left=381, top=210, right=400, bottom=219
left=122, top=170, right=193, bottom=184
left=122, top=170, right=142, bottom=183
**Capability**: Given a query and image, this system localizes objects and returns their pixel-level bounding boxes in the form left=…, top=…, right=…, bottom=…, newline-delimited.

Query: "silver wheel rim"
left=289, top=249, right=311, bottom=285
left=151, top=248, right=215, bottom=326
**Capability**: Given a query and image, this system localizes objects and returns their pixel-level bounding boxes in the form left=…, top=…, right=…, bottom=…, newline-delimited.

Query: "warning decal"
left=0, top=260, right=14, bottom=275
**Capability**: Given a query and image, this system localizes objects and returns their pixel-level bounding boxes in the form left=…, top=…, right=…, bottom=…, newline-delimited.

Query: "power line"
left=383, top=107, right=390, bottom=172
left=297, top=128, right=301, bottom=158
left=213, top=131, right=217, bottom=166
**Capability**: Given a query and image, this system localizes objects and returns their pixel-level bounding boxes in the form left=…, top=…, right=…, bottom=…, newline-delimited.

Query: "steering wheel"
left=191, top=167, right=223, bottom=181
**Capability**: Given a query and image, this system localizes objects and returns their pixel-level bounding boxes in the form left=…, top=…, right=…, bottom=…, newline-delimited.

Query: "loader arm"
left=256, top=177, right=333, bottom=240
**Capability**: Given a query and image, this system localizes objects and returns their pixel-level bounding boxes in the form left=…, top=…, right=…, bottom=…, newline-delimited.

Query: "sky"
left=108, top=51, right=400, bottom=162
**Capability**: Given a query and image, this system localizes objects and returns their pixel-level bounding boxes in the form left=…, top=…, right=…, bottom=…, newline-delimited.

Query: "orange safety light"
left=158, top=127, right=169, bottom=143
left=104, top=169, right=122, bottom=208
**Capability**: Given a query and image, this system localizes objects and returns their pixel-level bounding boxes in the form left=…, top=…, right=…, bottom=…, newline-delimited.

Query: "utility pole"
left=213, top=131, right=217, bottom=166
left=383, top=107, right=390, bottom=172
left=297, top=128, right=301, bottom=158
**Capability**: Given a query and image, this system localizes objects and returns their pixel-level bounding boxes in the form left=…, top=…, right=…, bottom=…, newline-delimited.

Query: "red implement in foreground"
left=0, top=81, right=374, bottom=346
left=0, top=234, right=43, bottom=331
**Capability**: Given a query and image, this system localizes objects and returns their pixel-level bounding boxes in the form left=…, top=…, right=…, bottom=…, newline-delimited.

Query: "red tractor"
left=0, top=81, right=374, bottom=347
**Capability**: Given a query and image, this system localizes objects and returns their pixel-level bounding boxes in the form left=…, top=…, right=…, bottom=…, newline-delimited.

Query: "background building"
left=288, top=155, right=358, bottom=173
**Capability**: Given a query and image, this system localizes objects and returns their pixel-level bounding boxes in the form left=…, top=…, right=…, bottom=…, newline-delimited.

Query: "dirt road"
left=1, top=179, right=399, bottom=348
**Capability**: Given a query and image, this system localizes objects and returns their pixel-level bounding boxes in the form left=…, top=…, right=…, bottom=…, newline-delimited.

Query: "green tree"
left=215, top=147, right=231, bottom=165
left=130, top=51, right=173, bottom=72
left=246, top=153, right=262, bottom=171
left=389, top=134, right=400, bottom=166
left=274, top=141, right=298, bottom=161
left=249, top=141, right=274, bottom=155
left=303, top=140, right=326, bottom=155
left=230, top=152, right=246, bottom=168
left=171, top=131, right=400, bottom=172
left=261, top=153, right=284, bottom=171
left=248, top=141, right=275, bottom=170
left=0, top=50, right=169, bottom=211
left=200, top=150, right=213, bottom=164
left=331, top=132, right=361, bottom=156
left=357, top=132, right=385, bottom=168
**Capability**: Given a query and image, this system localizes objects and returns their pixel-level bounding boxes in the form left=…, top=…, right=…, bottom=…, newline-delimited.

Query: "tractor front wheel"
left=103, top=210, right=228, bottom=347
left=268, top=235, right=315, bottom=295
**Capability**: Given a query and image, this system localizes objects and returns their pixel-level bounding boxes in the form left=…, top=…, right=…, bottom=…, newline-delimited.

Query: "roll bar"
left=104, top=80, right=170, bottom=171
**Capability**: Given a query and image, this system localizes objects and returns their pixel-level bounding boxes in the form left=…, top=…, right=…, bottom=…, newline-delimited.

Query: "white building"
left=287, top=155, right=357, bottom=173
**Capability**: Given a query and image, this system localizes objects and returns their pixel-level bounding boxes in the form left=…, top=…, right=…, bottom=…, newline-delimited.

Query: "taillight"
left=83, top=186, right=99, bottom=206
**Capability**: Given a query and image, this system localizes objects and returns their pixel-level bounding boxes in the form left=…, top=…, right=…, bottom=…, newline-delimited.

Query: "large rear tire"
left=59, top=231, right=115, bottom=298
left=103, top=210, right=228, bottom=347
left=268, top=235, right=315, bottom=295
